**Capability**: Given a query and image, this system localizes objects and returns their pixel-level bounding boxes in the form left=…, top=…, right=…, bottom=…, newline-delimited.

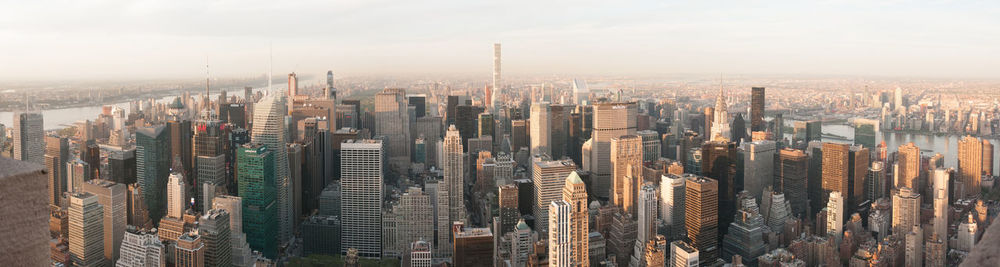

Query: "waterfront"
left=0, top=86, right=266, bottom=130
left=784, top=120, right=999, bottom=173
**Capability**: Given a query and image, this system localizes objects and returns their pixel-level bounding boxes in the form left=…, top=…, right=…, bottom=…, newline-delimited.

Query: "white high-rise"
left=166, top=172, right=185, bottom=219
left=340, top=139, right=384, bottom=257
left=637, top=183, right=658, bottom=244
left=548, top=200, right=572, bottom=267
left=68, top=192, right=104, bottom=267
left=442, top=125, right=466, bottom=226
left=251, top=94, right=291, bottom=245
left=892, top=187, right=921, bottom=232
left=826, top=191, right=844, bottom=242
left=932, top=168, right=950, bottom=241
left=532, top=158, right=577, bottom=235
left=530, top=102, right=551, bottom=157
left=492, top=43, right=502, bottom=108
left=13, top=112, right=44, bottom=164
left=116, top=228, right=164, bottom=267
left=661, top=174, right=686, bottom=240
left=669, top=240, right=700, bottom=267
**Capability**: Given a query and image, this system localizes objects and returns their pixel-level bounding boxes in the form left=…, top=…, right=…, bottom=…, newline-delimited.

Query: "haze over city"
left=3, top=0, right=1000, bottom=81
left=3, top=1, right=1000, bottom=267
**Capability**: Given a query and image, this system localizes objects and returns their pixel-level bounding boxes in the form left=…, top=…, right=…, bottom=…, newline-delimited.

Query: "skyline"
left=2, top=1, right=1000, bottom=81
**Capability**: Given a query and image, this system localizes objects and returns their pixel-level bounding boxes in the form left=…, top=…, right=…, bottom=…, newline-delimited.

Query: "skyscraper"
left=669, top=240, right=700, bottom=267
left=701, top=141, right=737, bottom=237
left=847, top=145, right=869, bottom=213
left=251, top=94, right=291, bottom=245
left=932, top=168, right=950, bottom=240
left=326, top=70, right=336, bottom=99
left=340, top=139, right=384, bottom=257
left=287, top=72, right=298, bottom=97
left=397, top=187, right=434, bottom=255
left=166, top=172, right=186, bottom=220
left=194, top=113, right=227, bottom=211
left=892, top=187, right=921, bottom=232
left=136, top=125, right=169, bottom=225
left=821, top=142, right=849, bottom=219
left=117, top=228, right=165, bottom=267
left=867, top=161, right=886, bottom=203
left=589, top=101, right=638, bottom=199
left=200, top=209, right=232, bottom=267
left=804, top=120, right=822, bottom=143
left=853, top=119, right=879, bottom=149
left=530, top=102, right=552, bottom=157
left=212, top=195, right=253, bottom=266
left=45, top=135, right=69, bottom=205
left=13, top=112, right=44, bottom=164
left=750, top=87, right=765, bottom=132
left=410, top=240, right=432, bottom=267
left=442, top=125, right=466, bottom=227
left=563, top=171, right=589, bottom=266
left=958, top=136, right=983, bottom=197
left=82, top=179, right=126, bottom=263
left=452, top=223, right=494, bottom=266
left=492, top=43, right=502, bottom=109
left=533, top=158, right=577, bottom=235
left=498, top=184, right=520, bottom=236
left=984, top=140, right=994, bottom=176
left=611, top=135, right=643, bottom=214
left=637, top=183, right=658, bottom=244
left=166, top=109, right=193, bottom=182
left=375, top=88, right=411, bottom=171
left=68, top=192, right=104, bottom=267
left=175, top=233, right=205, bottom=267
left=710, top=87, right=731, bottom=142
left=741, top=140, right=775, bottom=201
left=237, top=143, right=277, bottom=258
left=825, top=191, right=844, bottom=242
left=638, top=130, right=661, bottom=163
left=660, top=174, right=687, bottom=240
left=896, top=142, right=920, bottom=189
left=548, top=200, right=572, bottom=267
left=775, top=148, right=808, bottom=217
left=721, top=192, right=766, bottom=266
left=686, top=176, right=719, bottom=264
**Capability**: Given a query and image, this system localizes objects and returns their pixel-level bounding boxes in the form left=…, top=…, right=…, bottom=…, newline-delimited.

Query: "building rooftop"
left=455, top=227, right=493, bottom=238
left=672, top=240, right=698, bottom=253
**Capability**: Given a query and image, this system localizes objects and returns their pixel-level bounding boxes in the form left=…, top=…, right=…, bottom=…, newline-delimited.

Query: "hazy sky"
left=2, top=0, right=998, bottom=81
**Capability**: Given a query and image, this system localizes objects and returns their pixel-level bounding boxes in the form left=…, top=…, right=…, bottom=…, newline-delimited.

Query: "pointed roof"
left=169, top=97, right=185, bottom=109
left=566, top=171, right=583, bottom=184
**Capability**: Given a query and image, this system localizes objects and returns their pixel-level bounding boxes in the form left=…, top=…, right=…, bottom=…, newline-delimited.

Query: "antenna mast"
left=268, top=43, right=273, bottom=94
left=206, top=56, right=210, bottom=97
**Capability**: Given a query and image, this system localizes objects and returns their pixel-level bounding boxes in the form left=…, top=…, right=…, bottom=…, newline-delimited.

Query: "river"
left=0, top=86, right=268, bottom=130
left=784, top=119, right=999, bottom=174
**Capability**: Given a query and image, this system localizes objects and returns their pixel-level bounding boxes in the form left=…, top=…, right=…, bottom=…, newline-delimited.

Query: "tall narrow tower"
left=492, top=43, right=501, bottom=109
left=251, top=95, right=290, bottom=245
left=443, top=125, right=466, bottom=225
left=563, top=171, right=589, bottom=266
